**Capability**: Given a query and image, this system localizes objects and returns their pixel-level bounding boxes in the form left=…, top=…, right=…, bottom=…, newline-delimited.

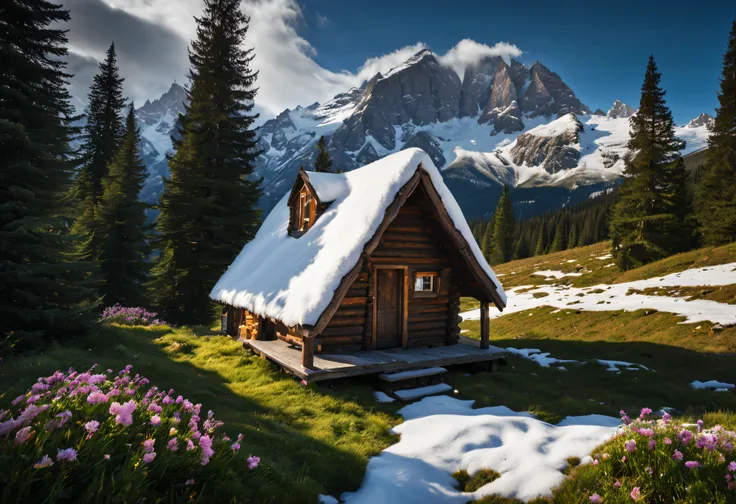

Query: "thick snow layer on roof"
left=210, top=148, right=505, bottom=327
left=303, top=171, right=349, bottom=202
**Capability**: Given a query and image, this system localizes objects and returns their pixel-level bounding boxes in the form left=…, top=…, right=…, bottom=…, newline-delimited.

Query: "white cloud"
left=72, top=0, right=522, bottom=121
left=355, top=42, right=428, bottom=81
left=438, top=39, right=523, bottom=80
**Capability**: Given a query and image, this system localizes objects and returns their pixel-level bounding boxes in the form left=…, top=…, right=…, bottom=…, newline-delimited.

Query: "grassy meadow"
left=1, top=241, right=735, bottom=502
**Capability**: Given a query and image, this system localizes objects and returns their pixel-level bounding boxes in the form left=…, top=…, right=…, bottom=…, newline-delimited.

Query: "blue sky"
left=298, top=0, right=734, bottom=124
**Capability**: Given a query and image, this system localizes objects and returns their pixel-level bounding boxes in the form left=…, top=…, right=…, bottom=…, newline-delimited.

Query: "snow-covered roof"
left=210, top=148, right=506, bottom=328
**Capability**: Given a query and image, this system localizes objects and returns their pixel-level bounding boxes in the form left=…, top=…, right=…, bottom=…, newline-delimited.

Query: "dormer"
left=287, top=168, right=350, bottom=237
left=287, top=170, right=318, bottom=236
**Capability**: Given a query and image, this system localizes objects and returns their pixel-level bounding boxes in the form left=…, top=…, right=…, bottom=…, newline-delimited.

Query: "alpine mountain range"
left=130, top=48, right=713, bottom=219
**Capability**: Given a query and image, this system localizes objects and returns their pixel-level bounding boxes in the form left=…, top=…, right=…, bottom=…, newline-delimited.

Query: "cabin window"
left=414, top=272, right=438, bottom=296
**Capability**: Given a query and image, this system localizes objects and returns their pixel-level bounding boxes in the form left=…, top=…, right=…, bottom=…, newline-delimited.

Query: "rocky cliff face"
left=509, top=114, right=584, bottom=174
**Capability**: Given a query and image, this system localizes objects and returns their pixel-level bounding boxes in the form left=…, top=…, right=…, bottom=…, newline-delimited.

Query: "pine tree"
left=550, top=218, right=567, bottom=252
left=314, top=135, right=333, bottom=173
left=71, top=42, right=126, bottom=266
left=95, top=104, right=151, bottom=306
left=481, top=216, right=495, bottom=262
left=149, top=0, right=263, bottom=325
left=75, top=42, right=126, bottom=205
left=0, top=0, right=98, bottom=351
left=533, top=227, right=545, bottom=256
left=695, top=20, right=736, bottom=245
left=610, top=57, right=690, bottom=270
left=490, top=186, right=515, bottom=264
left=568, top=222, right=579, bottom=249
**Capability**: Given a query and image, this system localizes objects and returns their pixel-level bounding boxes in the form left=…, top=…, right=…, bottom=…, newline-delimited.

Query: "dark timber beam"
left=302, top=335, right=315, bottom=370
left=480, top=301, right=490, bottom=350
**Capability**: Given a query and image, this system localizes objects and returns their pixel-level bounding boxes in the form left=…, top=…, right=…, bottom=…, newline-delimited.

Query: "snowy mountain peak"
left=607, top=100, right=635, bottom=119
left=685, top=113, right=714, bottom=129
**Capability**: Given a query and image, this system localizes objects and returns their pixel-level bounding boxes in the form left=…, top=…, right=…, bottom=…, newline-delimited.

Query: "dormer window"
left=299, top=192, right=311, bottom=231
left=288, top=171, right=322, bottom=237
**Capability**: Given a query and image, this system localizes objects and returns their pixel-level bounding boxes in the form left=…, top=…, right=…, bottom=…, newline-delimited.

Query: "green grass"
left=627, top=284, right=736, bottom=305
left=455, top=241, right=736, bottom=424
left=453, top=468, right=502, bottom=492
left=0, top=324, right=399, bottom=503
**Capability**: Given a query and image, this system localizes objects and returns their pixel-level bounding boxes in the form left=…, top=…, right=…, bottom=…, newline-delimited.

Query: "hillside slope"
left=457, top=241, right=736, bottom=422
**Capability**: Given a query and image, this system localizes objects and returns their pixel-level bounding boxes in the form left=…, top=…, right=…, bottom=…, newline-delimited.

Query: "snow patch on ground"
left=596, top=359, right=650, bottom=373
left=532, top=270, right=584, bottom=279
left=374, top=391, right=396, bottom=403
left=506, top=348, right=577, bottom=368
left=691, top=380, right=735, bottom=391
left=462, top=263, right=736, bottom=325
left=341, top=396, right=620, bottom=503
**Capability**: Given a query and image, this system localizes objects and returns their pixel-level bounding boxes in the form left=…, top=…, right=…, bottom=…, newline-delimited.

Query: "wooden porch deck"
left=243, top=336, right=508, bottom=382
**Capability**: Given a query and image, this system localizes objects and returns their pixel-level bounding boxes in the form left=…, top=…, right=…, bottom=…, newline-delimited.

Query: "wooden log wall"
left=317, top=269, right=370, bottom=353
left=238, top=309, right=261, bottom=339
left=373, top=198, right=454, bottom=348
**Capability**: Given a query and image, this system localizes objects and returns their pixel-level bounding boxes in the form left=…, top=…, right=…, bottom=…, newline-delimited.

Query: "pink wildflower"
left=84, top=420, right=100, bottom=438
left=143, top=452, right=156, bottom=463
left=727, top=474, right=732, bottom=482
left=697, top=419, right=704, bottom=432
left=638, top=428, right=654, bottom=438
left=231, top=442, right=241, bottom=452
left=57, top=448, right=78, bottom=462
left=613, top=480, right=621, bottom=488
left=34, top=455, right=54, bottom=469
left=147, top=402, right=162, bottom=414
left=646, top=466, right=653, bottom=475
left=728, top=461, right=736, bottom=472
left=87, top=391, right=109, bottom=404
left=664, top=437, right=672, bottom=445
left=300, top=379, right=308, bottom=386
left=679, top=429, right=693, bottom=445
left=625, top=439, right=637, bottom=453
left=143, top=438, right=155, bottom=453
left=589, top=494, right=601, bottom=503
left=639, top=408, right=652, bottom=419
left=186, top=439, right=195, bottom=451
left=630, top=486, right=641, bottom=501
left=662, top=412, right=671, bottom=424
left=182, top=399, right=193, bottom=411
left=150, top=415, right=161, bottom=426
left=247, top=455, right=260, bottom=470
left=109, top=400, right=136, bottom=426
left=685, top=461, right=700, bottom=470
left=185, top=479, right=195, bottom=486
left=602, top=453, right=609, bottom=460
left=622, top=455, right=627, bottom=463
left=648, top=439, right=656, bottom=450
left=0, top=418, right=18, bottom=436
left=672, top=450, right=684, bottom=461
left=167, top=438, right=178, bottom=452
left=104, top=454, right=111, bottom=460
left=592, top=459, right=599, bottom=466
left=14, top=426, right=33, bottom=446
left=198, top=435, right=214, bottom=465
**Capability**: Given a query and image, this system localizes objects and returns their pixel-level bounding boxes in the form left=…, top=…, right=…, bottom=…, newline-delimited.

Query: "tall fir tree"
left=95, top=104, right=150, bottom=306
left=694, top=20, right=736, bottom=245
left=75, top=42, right=126, bottom=205
left=533, top=227, right=545, bottom=256
left=71, top=42, right=126, bottom=266
left=0, top=0, right=98, bottom=351
left=490, top=185, right=515, bottom=264
left=314, top=135, right=333, bottom=173
left=550, top=219, right=567, bottom=252
left=610, top=56, right=690, bottom=270
left=149, top=0, right=263, bottom=325
left=481, top=216, right=495, bottom=262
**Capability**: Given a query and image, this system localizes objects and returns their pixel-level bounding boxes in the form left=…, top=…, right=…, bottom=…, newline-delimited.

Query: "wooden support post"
left=302, top=335, right=314, bottom=369
left=480, top=301, right=490, bottom=350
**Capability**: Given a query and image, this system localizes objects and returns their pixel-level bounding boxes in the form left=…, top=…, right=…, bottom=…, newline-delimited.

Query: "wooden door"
left=376, top=269, right=403, bottom=349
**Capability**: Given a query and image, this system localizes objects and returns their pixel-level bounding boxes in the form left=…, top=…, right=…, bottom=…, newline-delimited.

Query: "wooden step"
left=394, top=383, right=453, bottom=401
left=378, top=366, right=447, bottom=383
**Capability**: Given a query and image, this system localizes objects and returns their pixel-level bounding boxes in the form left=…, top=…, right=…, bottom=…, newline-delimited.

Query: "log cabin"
left=210, top=148, right=507, bottom=380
